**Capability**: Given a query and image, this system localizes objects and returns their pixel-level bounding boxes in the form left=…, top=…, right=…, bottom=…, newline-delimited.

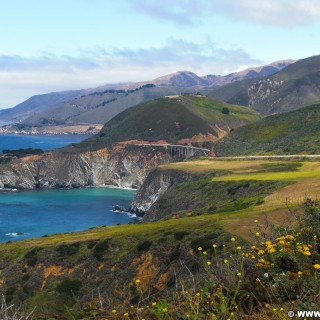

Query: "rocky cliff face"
left=130, top=168, right=196, bottom=221
left=0, top=145, right=178, bottom=190
left=247, top=78, right=284, bottom=110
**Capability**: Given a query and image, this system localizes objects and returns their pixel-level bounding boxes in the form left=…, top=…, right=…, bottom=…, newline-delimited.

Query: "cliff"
left=0, top=145, right=178, bottom=190
left=132, top=162, right=286, bottom=222
left=130, top=168, right=199, bottom=220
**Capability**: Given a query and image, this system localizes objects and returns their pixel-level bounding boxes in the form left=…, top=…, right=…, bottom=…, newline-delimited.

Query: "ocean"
left=0, top=134, right=137, bottom=242
left=0, top=188, right=136, bottom=242
left=0, top=133, right=89, bottom=152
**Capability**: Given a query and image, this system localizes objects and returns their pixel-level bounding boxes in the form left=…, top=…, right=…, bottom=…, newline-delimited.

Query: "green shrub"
left=221, top=107, right=230, bottom=115
left=136, top=239, right=152, bottom=252
left=56, top=278, right=83, bottom=296
left=173, top=231, right=189, bottom=240
left=24, top=247, right=42, bottom=267
left=93, top=239, right=110, bottom=261
left=57, top=242, right=81, bottom=256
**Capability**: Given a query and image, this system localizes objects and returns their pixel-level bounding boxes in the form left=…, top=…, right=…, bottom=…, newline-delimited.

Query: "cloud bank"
left=129, top=0, right=320, bottom=27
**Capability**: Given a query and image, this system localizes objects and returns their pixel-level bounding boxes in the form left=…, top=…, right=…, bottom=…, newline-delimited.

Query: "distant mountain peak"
left=150, top=71, right=207, bottom=87
left=202, top=59, right=296, bottom=86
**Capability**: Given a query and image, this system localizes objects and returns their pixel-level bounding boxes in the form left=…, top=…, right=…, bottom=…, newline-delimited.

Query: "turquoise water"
left=0, top=134, right=88, bottom=152
left=0, top=187, right=136, bottom=242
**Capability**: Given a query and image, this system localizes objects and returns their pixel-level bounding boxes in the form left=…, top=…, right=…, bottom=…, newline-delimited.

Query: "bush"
left=57, top=242, right=81, bottom=256
left=56, top=278, right=83, bottom=296
left=173, top=231, right=189, bottom=240
left=24, top=247, right=42, bottom=267
left=136, top=239, right=152, bottom=252
left=93, top=239, right=110, bottom=261
left=221, top=107, right=230, bottom=115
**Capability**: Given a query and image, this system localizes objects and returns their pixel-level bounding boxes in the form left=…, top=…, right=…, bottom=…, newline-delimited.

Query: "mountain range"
left=0, top=60, right=293, bottom=127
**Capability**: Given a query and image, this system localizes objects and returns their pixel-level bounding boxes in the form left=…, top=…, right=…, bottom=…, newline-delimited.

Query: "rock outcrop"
left=130, top=168, right=196, bottom=221
left=0, top=145, right=178, bottom=190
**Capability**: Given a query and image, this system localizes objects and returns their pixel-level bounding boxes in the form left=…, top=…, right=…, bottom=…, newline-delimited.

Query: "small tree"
left=221, top=107, right=230, bottom=115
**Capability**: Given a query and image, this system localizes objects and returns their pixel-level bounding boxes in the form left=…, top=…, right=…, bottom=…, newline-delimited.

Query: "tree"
left=221, top=107, right=230, bottom=115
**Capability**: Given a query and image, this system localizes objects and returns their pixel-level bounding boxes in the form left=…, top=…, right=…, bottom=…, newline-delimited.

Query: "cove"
left=0, top=187, right=136, bottom=242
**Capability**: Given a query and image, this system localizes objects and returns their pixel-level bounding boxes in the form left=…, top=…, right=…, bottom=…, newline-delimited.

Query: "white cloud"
left=212, top=0, right=320, bottom=27
left=129, top=0, right=205, bottom=25
left=0, top=39, right=260, bottom=108
left=128, top=0, right=320, bottom=27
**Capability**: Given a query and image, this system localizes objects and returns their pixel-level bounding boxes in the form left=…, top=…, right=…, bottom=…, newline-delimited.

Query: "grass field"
left=160, top=158, right=320, bottom=239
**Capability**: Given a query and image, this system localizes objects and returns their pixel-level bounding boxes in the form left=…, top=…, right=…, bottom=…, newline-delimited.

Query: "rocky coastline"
left=0, top=124, right=103, bottom=135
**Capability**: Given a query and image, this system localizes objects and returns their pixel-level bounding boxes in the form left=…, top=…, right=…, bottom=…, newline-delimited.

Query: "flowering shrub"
left=72, top=199, right=320, bottom=319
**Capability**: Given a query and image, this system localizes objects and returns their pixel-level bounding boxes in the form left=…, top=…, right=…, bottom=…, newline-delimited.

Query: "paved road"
left=132, top=143, right=320, bottom=160
left=212, top=155, right=320, bottom=160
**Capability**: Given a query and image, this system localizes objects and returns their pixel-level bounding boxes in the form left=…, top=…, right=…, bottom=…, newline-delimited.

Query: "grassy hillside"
left=78, top=94, right=259, bottom=149
left=1, top=158, right=320, bottom=318
left=208, top=54, right=320, bottom=115
left=154, top=158, right=320, bottom=236
left=214, top=103, right=320, bottom=155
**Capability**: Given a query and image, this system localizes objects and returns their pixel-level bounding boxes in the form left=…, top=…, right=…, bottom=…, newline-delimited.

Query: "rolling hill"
left=208, top=54, right=320, bottom=115
left=78, top=94, right=260, bottom=149
left=214, top=103, right=320, bottom=155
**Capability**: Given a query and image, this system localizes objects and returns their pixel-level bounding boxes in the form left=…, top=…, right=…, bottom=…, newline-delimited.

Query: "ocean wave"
left=5, top=232, right=26, bottom=237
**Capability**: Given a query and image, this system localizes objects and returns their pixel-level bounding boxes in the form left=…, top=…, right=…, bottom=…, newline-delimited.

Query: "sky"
left=1, top=0, right=320, bottom=108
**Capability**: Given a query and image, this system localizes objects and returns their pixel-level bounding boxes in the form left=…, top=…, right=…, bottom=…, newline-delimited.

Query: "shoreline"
left=0, top=124, right=103, bottom=136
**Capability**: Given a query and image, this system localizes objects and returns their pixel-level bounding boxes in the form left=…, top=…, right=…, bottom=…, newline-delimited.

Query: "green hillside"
left=208, top=54, right=320, bottom=115
left=78, top=94, right=259, bottom=149
left=1, top=158, right=320, bottom=318
left=214, top=103, right=320, bottom=155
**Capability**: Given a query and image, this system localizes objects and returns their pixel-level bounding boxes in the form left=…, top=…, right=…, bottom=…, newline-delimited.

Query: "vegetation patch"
left=136, top=239, right=152, bottom=252
left=151, top=178, right=286, bottom=220
left=24, top=247, right=42, bottom=267
left=56, top=277, right=83, bottom=296
left=214, top=103, right=320, bottom=155
left=57, top=242, right=81, bottom=256
left=92, top=238, right=110, bottom=261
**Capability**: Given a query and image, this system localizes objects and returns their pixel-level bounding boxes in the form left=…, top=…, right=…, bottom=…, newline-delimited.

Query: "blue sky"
left=1, top=0, right=320, bottom=108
